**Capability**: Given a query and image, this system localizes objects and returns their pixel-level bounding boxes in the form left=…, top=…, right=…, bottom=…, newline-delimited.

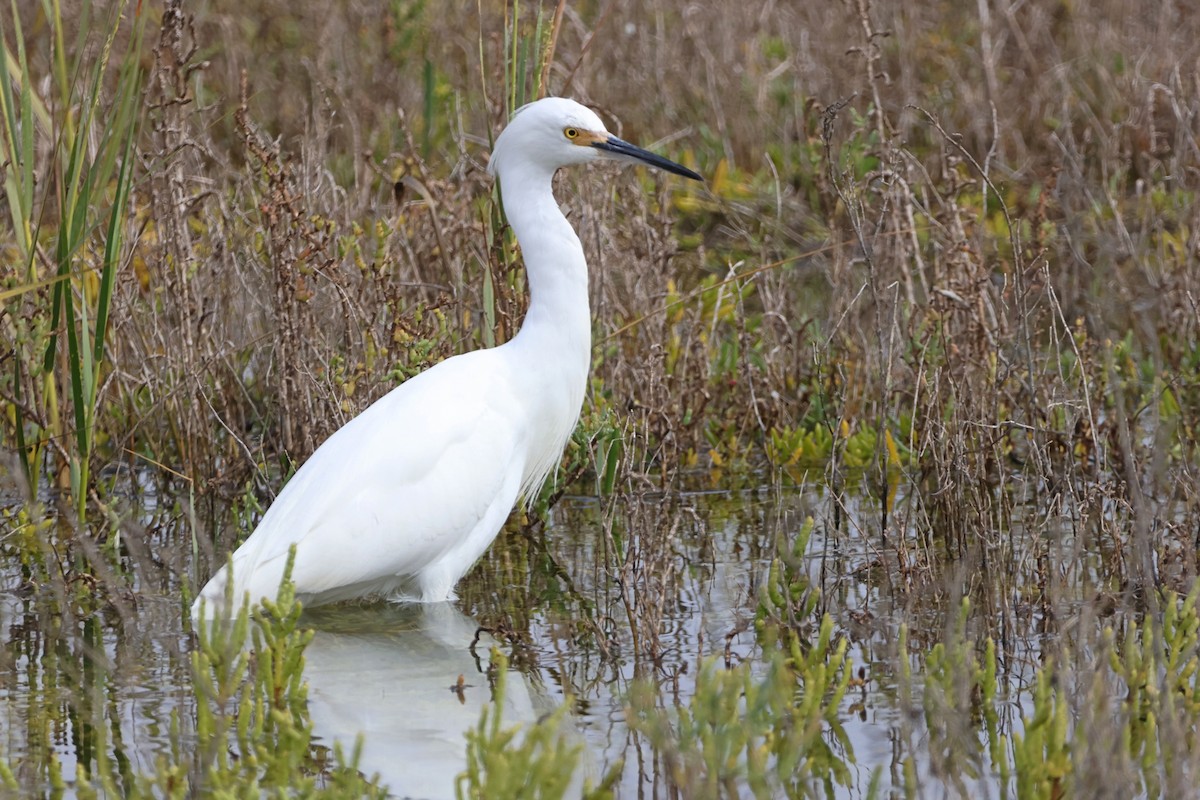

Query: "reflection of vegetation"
left=0, top=550, right=385, bottom=797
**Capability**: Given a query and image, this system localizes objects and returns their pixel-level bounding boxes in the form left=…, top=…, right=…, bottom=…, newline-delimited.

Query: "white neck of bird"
left=498, top=166, right=592, bottom=371
left=495, top=164, right=593, bottom=497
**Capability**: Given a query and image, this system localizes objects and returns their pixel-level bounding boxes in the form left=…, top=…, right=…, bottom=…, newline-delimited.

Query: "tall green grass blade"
left=94, top=127, right=136, bottom=371
left=482, top=256, right=496, bottom=349
left=12, top=356, right=33, bottom=488
left=530, top=4, right=544, bottom=100
left=60, top=246, right=88, bottom=511
left=48, top=0, right=70, bottom=134
left=17, top=9, right=35, bottom=250
left=514, top=35, right=528, bottom=109
left=475, top=0, right=490, bottom=115
left=0, top=17, right=52, bottom=476
left=498, top=1, right=559, bottom=115
left=1, top=4, right=54, bottom=134
left=0, top=3, right=36, bottom=261
left=42, top=113, right=85, bottom=374
left=93, top=5, right=143, bottom=372
left=535, top=1, right=565, bottom=99
left=3, top=0, right=145, bottom=513
left=506, top=0, right=519, bottom=114
left=422, top=58, right=434, bottom=158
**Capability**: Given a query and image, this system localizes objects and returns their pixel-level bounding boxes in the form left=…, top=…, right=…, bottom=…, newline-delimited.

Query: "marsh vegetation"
left=2, top=0, right=1200, bottom=796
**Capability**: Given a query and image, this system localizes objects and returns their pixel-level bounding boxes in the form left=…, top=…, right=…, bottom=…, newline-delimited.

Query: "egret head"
left=488, top=97, right=701, bottom=182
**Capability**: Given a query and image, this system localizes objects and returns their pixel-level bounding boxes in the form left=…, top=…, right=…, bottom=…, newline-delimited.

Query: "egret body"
left=193, top=98, right=700, bottom=618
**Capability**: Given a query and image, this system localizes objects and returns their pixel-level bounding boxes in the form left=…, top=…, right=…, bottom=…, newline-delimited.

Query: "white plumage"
left=192, top=97, right=700, bottom=618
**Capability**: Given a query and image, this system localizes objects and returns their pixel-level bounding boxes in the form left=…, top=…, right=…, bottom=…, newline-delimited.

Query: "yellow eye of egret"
left=564, top=127, right=579, bottom=140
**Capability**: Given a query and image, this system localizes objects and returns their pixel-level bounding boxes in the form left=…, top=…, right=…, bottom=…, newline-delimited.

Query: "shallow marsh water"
left=0, top=472, right=1086, bottom=798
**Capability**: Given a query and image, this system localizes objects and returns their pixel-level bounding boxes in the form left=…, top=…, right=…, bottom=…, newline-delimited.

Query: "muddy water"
left=0, top=479, right=1048, bottom=798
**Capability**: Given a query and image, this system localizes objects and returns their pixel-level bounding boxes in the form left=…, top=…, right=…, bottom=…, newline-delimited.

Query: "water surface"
left=0, top=477, right=1095, bottom=797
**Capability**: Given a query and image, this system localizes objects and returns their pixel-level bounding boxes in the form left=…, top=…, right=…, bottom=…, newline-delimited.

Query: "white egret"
left=193, top=97, right=701, bottom=618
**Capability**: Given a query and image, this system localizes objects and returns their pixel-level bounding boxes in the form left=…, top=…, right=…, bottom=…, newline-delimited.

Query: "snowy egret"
left=193, top=97, right=701, bottom=618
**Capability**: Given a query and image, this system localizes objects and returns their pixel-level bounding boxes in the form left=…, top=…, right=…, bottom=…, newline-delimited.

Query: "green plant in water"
left=918, top=598, right=1002, bottom=797
left=638, top=510, right=864, bottom=798
left=895, top=585, right=1200, bottom=798
left=1105, top=583, right=1200, bottom=797
left=755, top=516, right=820, bottom=649
left=0, top=0, right=145, bottom=519
left=628, top=617, right=864, bottom=799
left=1009, top=667, right=1071, bottom=800
left=569, top=405, right=624, bottom=498
left=62, top=548, right=387, bottom=797
left=457, top=648, right=617, bottom=800
left=767, top=423, right=835, bottom=481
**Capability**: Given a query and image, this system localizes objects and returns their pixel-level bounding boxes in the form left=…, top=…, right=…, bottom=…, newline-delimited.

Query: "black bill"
left=592, top=135, right=703, bottom=181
